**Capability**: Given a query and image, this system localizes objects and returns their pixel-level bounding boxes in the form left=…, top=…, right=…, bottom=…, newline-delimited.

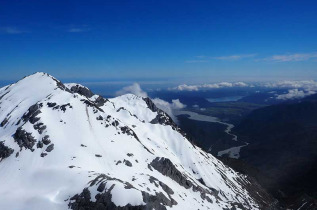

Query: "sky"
left=0, top=0, right=317, bottom=83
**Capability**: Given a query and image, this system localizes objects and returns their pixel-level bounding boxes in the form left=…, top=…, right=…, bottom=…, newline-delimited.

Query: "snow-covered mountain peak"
left=0, top=73, right=275, bottom=210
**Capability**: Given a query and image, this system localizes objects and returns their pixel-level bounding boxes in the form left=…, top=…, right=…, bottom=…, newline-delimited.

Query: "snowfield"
left=0, top=72, right=269, bottom=209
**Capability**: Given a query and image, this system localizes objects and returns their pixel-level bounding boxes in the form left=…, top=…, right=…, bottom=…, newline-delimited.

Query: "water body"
left=206, top=96, right=244, bottom=103
left=174, top=110, right=248, bottom=158
left=174, top=110, right=238, bottom=141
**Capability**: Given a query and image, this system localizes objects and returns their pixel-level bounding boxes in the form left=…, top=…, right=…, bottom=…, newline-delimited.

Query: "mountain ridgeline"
left=0, top=72, right=277, bottom=210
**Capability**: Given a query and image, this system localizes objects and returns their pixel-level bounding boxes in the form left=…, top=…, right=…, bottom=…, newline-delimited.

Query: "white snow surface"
left=0, top=72, right=260, bottom=210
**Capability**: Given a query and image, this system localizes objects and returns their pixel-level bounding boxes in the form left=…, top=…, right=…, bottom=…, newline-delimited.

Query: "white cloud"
left=171, top=82, right=249, bottom=91
left=185, top=60, right=209, bottom=63
left=264, top=80, right=317, bottom=90
left=263, top=80, right=317, bottom=100
left=276, top=89, right=316, bottom=100
left=212, top=54, right=256, bottom=61
left=171, top=99, right=186, bottom=109
left=186, top=54, right=256, bottom=63
left=116, top=83, right=148, bottom=97
left=263, top=53, right=317, bottom=62
left=0, top=27, right=27, bottom=34
left=152, top=98, right=186, bottom=124
left=151, top=98, right=174, bottom=119
left=172, top=84, right=200, bottom=91
left=68, top=28, right=89, bottom=33
left=171, top=80, right=317, bottom=94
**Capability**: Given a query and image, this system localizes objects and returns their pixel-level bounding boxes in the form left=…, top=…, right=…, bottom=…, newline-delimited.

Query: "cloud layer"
left=276, top=89, right=315, bottom=100
left=171, top=82, right=249, bottom=91
left=116, top=83, right=148, bottom=97
left=169, top=80, right=317, bottom=100
left=0, top=27, right=27, bottom=34
left=263, top=53, right=317, bottom=62
left=186, top=52, right=317, bottom=63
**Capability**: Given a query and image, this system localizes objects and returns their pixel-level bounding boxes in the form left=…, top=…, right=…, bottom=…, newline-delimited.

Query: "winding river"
left=173, top=110, right=248, bottom=158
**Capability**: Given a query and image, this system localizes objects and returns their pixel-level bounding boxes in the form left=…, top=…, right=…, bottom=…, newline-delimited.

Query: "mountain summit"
left=0, top=73, right=273, bottom=209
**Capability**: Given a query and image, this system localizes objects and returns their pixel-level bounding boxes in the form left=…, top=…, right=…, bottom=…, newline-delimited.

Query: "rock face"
left=13, top=127, right=36, bottom=150
left=69, top=84, right=94, bottom=98
left=0, top=72, right=276, bottom=210
left=0, top=141, right=14, bottom=161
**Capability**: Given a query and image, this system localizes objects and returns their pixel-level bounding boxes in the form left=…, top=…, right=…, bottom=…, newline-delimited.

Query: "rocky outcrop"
left=22, top=103, right=42, bottom=124
left=150, top=157, right=217, bottom=204
left=0, top=141, right=14, bottom=162
left=13, top=127, right=36, bottom=151
left=143, top=97, right=187, bottom=137
left=69, top=84, right=94, bottom=98
left=143, top=97, right=158, bottom=112
left=69, top=174, right=178, bottom=210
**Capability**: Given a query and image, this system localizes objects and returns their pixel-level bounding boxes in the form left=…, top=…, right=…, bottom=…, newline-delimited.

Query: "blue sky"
left=0, top=0, right=317, bottom=83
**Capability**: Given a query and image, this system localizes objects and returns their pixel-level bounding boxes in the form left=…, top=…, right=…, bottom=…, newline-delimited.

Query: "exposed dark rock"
left=143, top=98, right=187, bottom=138
left=0, top=118, right=9, bottom=127
left=97, top=182, right=106, bottom=192
left=69, top=166, right=75, bottom=169
left=148, top=175, right=176, bottom=204
left=42, top=135, right=51, bottom=145
left=81, top=144, right=87, bottom=147
left=124, top=159, right=132, bottom=167
left=69, top=174, right=177, bottom=210
left=150, top=157, right=218, bottom=204
left=95, top=154, right=102, bottom=157
left=81, top=99, right=104, bottom=113
left=0, top=141, right=14, bottom=161
left=143, top=97, right=158, bottom=112
left=150, top=157, right=192, bottom=189
left=0, top=92, right=8, bottom=101
left=45, top=144, right=54, bottom=152
left=127, top=153, right=133, bottom=157
left=94, top=96, right=108, bottom=107
left=120, top=126, right=136, bottom=137
left=48, top=73, right=71, bottom=92
left=33, top=123, right=46, bottom=134
left=96, top=116, right=103, bottom=120
left=40, top=152, right=47, bottom=157
left=13, top=127, right=36, bottom=150
left=60, top=103, right=72, bottom=112
left=69, top=84, right=94, bottom=98
left=47, top=102, right=57, bottom=108
left=22, top=103, right=42, bottom=124
left=37, top=141, right=43, bottom=148
left=197, top=178, right=205, bottom=186
left=112, top=120, right=119, bottom=127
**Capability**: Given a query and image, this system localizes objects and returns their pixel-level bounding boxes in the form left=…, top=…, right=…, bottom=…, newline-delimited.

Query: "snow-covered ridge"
left=0, top=72, right=273, bottom=209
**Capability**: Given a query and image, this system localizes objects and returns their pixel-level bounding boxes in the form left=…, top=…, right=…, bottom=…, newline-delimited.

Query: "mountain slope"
left=235, top=98, right=317, bottom=208
left=0, top=72, right=273, bottom=210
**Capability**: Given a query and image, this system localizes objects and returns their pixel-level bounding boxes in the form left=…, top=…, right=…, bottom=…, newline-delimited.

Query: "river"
left=174, top=110, right=248, bottom=158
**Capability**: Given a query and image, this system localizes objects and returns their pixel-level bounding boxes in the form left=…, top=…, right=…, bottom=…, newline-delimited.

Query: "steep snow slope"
left=0, top=73, right=271, bottom=210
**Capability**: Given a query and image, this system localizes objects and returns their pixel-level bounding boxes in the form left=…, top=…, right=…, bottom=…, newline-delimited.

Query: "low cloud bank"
left=276, top=89, right=316, bottom=100
left=171, top=82, right=249, bottom=91
left=116, top=83, right=148, bottom=97
left=151, top=98, right=186, bottom=123
left=267, top=81, right=317, bottom=100
left=169, top=80, right=317, bottom=100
